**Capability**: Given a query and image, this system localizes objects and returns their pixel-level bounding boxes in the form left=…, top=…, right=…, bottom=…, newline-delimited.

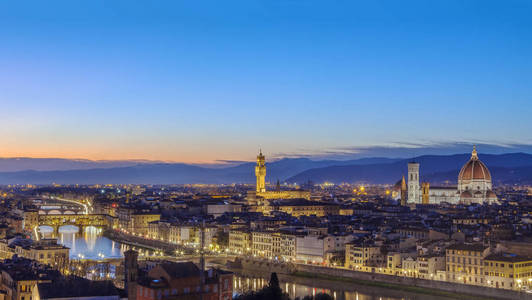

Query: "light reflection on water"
left=36, top=227, right=453, bottom=300
left=232, top=275, right=454, bottom=300
left=233, top=275, right=388, bottom=300
left=39, top=225, right=124, bottom=260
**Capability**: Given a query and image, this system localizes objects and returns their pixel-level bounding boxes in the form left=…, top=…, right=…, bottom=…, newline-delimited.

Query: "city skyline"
left=1, top=1, right=531, bottom=163
left=0, top=2, right=530, bottom=299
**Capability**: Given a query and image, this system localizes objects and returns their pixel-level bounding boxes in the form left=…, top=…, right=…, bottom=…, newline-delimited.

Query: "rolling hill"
left=0, top=153, right=531, bottom=185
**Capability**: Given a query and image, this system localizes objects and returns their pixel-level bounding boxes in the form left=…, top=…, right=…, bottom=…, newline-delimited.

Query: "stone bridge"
left=38, top=214, right=116, bottom=234
left=37, top=205, right=86, bottom=215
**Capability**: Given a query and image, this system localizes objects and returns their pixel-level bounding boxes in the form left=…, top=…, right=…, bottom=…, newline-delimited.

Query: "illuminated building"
left=228, top=229, right=251, bottom=255
left=457, top=146, right=498, bottom=204
left=130, top=213, right=160, bottom=236
left=484, top=253, right=532, bottom=290
left=345, top=243, right=384, bottom=270
left=0, top=257, right=60, bottom=300
left=270, top=199, right=339, bottom=217
left=417, top=255, right=445, bottom=279
left=251, top=231, right=273, bottom=258
left=421, top=182, right=430, bottom=204
left=400, top=175, right=407, bottom=206
left=407, top=162, right=420, bottom=203
left=247, top=151, right=311, bottom=206
left=255, top=150, right=266, bottom=193
left=271, top=232, right=296, bottom=261
left=399, top=147, right=498, bottom=205
left=22, top=210, right=39, bottom=234
left=445, top=243, right=490, bottom=285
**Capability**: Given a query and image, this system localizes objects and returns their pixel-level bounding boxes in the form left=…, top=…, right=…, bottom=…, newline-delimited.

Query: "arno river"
left=231, top=275, right=457, bottom=300
left=39, top=226, right=455, bottom=300
left=39, top=225, right=125, bottom=260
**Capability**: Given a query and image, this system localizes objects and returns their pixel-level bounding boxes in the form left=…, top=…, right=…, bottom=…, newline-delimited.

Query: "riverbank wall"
left=104, top=230, right=185, bottom=252
left=229, top=258, right=532, bottom=300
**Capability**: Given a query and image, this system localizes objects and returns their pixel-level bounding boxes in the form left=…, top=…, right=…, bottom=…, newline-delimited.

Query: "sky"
left=0, top=1, right=531, bottom=163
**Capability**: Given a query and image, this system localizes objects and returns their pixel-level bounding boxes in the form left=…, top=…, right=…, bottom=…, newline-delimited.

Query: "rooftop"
left=484, top=253, right=532, bottom=263
left=446, top=243, right=488, bottom=252
left=37, top=277, right=120, bottom=298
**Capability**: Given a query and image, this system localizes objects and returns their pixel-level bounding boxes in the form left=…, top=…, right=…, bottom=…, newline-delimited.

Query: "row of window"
left=447, top=250, right=482, bottom=256
left=448, top=256, right=480, bottom=265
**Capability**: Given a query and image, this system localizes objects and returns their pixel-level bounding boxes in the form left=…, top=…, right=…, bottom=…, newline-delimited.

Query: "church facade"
left=397, top=147, right=498, bottom=205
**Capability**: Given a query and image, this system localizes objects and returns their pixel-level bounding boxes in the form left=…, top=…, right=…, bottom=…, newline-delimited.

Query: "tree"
left=216, top=231, right=229, bottom=248
left=234, top=272, right=289, bottom=300
left=268, top=272, right=283, bottom=299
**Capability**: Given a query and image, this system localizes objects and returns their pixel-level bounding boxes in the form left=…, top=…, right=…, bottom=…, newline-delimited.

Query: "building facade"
left=401, top=147, right=498, bottom=205
left=445, top=243, right=490, bottom=286
left=484, top=253, right=532, bottom=290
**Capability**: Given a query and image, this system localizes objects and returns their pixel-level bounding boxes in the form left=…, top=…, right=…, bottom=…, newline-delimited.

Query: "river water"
left=38, top=226, right=454, bottom=300
left=39, top=225, right=125, bottom=260
left=232, top=275, right=457, bottom=300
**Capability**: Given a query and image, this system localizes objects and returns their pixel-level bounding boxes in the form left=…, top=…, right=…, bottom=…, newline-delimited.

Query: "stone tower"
left=255, top=149, right=266, bottom=193
left=124, top=249, right=138, bottom=300
left=422, top=182, right=430, bottom=204
left=400, top=175, right=407, bottom=206
left=407, top=162, right=420, bottom=204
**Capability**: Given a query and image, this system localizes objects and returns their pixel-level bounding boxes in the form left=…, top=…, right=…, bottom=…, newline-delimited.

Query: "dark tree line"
left=234, top=273, right=333, bottom=300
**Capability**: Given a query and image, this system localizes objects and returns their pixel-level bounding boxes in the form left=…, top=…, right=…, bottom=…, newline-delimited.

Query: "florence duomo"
left=397, top=146, right=499, bottom=205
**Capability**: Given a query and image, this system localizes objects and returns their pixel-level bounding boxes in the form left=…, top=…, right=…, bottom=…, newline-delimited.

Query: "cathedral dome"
left=460, top=191, right=472, bottom=198
left=486, top=190, right=497, bottom=199
left=458, top=147, right=491, bottom=182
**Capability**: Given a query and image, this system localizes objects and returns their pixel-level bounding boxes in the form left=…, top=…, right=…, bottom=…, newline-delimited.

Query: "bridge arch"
left=38, top=214, right=113, bottom=235
left=58, top=224, right=80, bottom=233
left=38, top=225, right=54, bottom=233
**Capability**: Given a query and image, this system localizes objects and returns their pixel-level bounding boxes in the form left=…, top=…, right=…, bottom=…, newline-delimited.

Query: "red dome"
left=458, top=148, right=491, bottom=182
left=460, top=191, right=472, bottom=198
left=486, top=190, right=497, bottom=198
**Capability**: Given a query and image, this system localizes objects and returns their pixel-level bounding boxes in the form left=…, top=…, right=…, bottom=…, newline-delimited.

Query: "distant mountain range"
left=286, top=153, right=532, bottom=185
left=0, top=153, right=531, bottom=185
left=0, top=157, right=161, bottom=172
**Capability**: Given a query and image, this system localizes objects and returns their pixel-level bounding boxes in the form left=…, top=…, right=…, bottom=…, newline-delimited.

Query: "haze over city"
left=1, top=1, right=532, bottom=163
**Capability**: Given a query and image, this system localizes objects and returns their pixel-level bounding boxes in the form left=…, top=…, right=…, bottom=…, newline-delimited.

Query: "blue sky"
left=0, top=1, right=531, bottom=162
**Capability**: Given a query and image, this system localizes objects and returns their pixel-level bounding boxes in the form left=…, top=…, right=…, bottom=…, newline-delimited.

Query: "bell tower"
left=400, top=175, right=407, bottom=206
left=408, top=162, right=420, bottom=204
left=422, top=182, right=430, bottom=204
left=255, top=149, right=266, bottom=193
